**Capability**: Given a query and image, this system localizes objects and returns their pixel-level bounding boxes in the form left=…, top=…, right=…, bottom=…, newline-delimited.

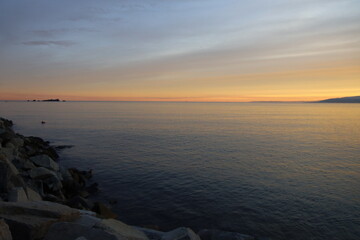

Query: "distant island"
left=250, top=96, right=360, bottom=103
left=27, top=99, right=66, bottom=102
left=317, top=96, right=360, bottom=103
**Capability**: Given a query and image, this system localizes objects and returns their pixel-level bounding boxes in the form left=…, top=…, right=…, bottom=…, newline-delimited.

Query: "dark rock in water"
left=54, top=145, right=74, bottom=150
left=0, top=118, right=13, bottom=128
left=24, top=136, right=59, bottom=160
left=66, top=196, right=94, bottom=210
left=68, top=168, right=87, bottom=187
left=0, top=201, right=80, bottom=240
left=0, top=219, right=12, bottom=240
left=108, top=198, right=118, bottom=205
left=198, top=229, right=255, bottom=240
left=44, top=222, right=118, bottom=240
left=78, top=190, right=90, bottom=198
left=92, top=202, right=118, bottom=219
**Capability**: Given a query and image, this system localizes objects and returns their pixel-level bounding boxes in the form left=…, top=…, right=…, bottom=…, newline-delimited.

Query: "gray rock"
left=4, top=143, right=15, bottom=150
left=11, top=158, right=35, bottom=172
left=29, top=167, right=57, bottom=179
left=24, top=187, right=42, bottom=201
left=75, top=237, right=88, bottom=240
left=161, top=228, right=200, bottom=240
left=60, top=166, right=73, bottom=182
left=67, top=196, right=94, bottom=210
left=10, top=137, right=24, bottom=148
left=44, top=222, right=120, bottom=240
left=43, top=175, right=63, bottom=192
left=197, top=229, right=255, bottom=240
left=0, top=146, right=20, bottom=162
left=95, top=219, right=149, bottom=240
left=74, top=214, right=101, bottom=228
left=0, top=154, right=24, bottom=193
left=78, top=209, right=97, bottom=217
left=92, top=202, right=117, bottom=219
left=30, top=155, right=59, bottom=171
left=23, top=161, right=36, bottom=170
left=0, top=219, right=12, bottom=240
left=136, top=227, right=164, bottom=240
left=0, top=201, right=80, bottom=240
left=8, top=187, right=28, bottom=202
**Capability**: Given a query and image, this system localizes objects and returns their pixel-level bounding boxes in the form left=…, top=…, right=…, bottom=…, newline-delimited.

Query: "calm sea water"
left=1, top=101, right=359, bottom=239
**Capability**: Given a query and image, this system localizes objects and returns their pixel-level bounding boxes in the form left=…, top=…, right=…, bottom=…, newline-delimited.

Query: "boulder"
left=30, top=155, right=59, bottom=171
left=75, top=237, right=88, bottom=240
left=0, top=219, right=12, bottom=240
left=92, top=202, right=118, bottom=219
left=161, top=228, right=200, bottom=240
left=0, top=154, right=24, bottom=193
left=24, top=187, right=42, bottom=201
left=197, top=229, right=255, bottom=240
left=44, top=222, right=120, bottom=240
left=11, top=158, right=36, bottom=172
left=136, top=227, right=164, bottom=240
left=74, top=214, right=101, bottom=228
left=95, top=219, right=149, bottom=240
left=60, top=166, right=73, bottom=182
left=24, top=136, right=58, bottom=160
left=0, top=118, right=13, bottom=128
left=0, top=201, right=80, bottom=240
left=29, top=167, right=57, bottom=180
left=78, top=209, right=97, bottom=216
left=4, top=143, right=15, bottom=150
left=8, top=187, right=28, bottom=202
left=9, top=137, right=24, bottom=148
left=66, top=196, right=94, bottom=210
left=0, top=148, right=16, bottom=162
left=0, top=132, right=16, bottom=145
left=43, top=175, right=63, bottom=192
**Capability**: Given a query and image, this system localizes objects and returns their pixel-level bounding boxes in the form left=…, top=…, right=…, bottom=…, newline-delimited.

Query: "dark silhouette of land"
left=27, top=99, right=66, bottom=102
left=317, top=96, right=360, bottom=103
left=250, top=96, right=360, bottom=103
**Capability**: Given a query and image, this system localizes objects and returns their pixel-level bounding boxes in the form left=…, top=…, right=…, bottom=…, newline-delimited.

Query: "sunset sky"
left=0, top=0, right=359, bottom=102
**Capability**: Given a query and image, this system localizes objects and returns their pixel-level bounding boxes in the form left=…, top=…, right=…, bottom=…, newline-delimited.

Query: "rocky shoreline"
left=0, top=117, right=266, bottom=240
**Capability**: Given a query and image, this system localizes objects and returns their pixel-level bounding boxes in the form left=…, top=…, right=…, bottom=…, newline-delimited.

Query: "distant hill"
left=317, top=96, right=360, bottom=103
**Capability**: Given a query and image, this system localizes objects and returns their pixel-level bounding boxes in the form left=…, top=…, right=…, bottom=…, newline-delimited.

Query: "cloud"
left=22, top=41, right=75, bottom=47
left=32, top=28, right=97, bottom=37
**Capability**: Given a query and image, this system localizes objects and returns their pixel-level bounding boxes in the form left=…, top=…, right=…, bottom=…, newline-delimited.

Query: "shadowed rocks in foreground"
left=0, top=117, right=263, bottom=240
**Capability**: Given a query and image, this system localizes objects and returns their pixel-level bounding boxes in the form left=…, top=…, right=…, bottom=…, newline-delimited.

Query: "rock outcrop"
left=0, top=219, right=12, bottom=240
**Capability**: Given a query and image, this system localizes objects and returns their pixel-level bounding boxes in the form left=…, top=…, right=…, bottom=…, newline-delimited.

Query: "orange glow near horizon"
left=0, top=1, right=359, bottom=102
left=1, top=65, right=359, bottom=102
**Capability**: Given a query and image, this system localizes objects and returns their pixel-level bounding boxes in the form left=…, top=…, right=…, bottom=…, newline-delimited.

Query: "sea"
left=0, top=101, right=359, bottom=240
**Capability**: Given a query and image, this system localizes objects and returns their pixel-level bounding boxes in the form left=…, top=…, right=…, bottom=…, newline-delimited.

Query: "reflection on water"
left=1, top=101, right=359, bottom=239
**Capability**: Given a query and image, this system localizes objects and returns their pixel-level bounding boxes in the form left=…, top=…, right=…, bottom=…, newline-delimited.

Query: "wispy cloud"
left=22, top=41, right=75, bottom=47
left=32, top=28, right=97, bottom=37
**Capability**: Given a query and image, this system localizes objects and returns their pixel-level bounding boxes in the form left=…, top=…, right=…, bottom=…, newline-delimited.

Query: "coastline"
left=0, top=117, right=262, bottom=240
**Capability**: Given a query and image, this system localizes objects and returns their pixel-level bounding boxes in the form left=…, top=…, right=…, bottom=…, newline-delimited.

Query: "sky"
left=0, top=0, right=359, bottom=102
